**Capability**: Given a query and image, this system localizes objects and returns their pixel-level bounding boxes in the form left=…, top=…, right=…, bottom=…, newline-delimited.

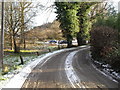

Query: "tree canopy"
left=55, top=2, right=80, bottom=47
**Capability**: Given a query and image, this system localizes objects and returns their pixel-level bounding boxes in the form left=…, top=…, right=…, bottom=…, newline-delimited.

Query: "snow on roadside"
left=65, top=47, right=90, bottom=88
left=0, top=45, right=88, bottom=89
left=92, top=60, right=120, bottom=83
left=0, top=55, right=40, bottom=89
left=65, top=51, right=82, bottom=88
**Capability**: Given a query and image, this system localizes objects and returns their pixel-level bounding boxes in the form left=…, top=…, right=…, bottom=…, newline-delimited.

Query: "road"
left=21, top=46, right=118, bottom=89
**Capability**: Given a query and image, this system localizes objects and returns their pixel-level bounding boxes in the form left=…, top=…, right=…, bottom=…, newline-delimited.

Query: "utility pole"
left=0, top=0, right=4, bottom=69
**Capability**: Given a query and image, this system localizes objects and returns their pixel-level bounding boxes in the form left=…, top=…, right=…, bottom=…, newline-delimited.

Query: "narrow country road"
left=21, top=46, right=118, bottom=89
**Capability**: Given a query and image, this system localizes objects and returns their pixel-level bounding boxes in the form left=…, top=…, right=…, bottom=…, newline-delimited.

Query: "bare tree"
left=4, top=2, right=40, bottom=53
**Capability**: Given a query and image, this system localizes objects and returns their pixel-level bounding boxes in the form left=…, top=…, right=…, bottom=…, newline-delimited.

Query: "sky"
left=33, top=0, right=120, bottom=27
left=33, top=1, right=56, bottom=26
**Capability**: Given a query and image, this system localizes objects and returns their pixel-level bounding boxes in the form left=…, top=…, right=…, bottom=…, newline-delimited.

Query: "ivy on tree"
left=55, top=2, right=79, bottom=47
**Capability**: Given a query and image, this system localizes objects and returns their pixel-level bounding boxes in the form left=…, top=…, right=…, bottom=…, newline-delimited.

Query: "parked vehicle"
left=49, top=40, right=57, bottom=43
left=58, top=40, right=67, bottom=44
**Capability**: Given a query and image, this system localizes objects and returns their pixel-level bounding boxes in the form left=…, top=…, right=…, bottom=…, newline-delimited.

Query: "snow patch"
left=92, top=61, right=119, bottom=83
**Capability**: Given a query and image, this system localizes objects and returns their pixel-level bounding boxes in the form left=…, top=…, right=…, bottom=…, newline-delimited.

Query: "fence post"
left=36, top=52, right=39, bottom=56
left=48, top=48, right=51, bottom=52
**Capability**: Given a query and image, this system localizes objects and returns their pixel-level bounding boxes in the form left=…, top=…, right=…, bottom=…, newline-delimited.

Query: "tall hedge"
left=90, top=26, right=117, bottom=61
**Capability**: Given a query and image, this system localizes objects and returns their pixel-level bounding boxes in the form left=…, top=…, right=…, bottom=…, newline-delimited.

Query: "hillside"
left=26, top=21, right=63, bottom=41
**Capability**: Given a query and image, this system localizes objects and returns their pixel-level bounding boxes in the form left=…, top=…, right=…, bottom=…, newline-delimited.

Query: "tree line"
left=4, top=2, right=111, bottom=52
left=55, top=2, right=109, bottom=47
left=55, top=2, right=120, bottom=71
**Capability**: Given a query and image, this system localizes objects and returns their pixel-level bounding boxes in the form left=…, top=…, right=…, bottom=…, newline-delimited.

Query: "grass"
left=2, top=54, right=37, bottom=74
left=0, top=76, right=7, bottom=81
left=0, top=53, right=38, bottom=82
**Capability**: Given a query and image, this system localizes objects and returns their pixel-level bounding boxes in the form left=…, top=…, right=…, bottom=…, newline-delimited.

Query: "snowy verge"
left=91, top=58, right=120, bottom=83
left=1, top=45, right=88, bottom=89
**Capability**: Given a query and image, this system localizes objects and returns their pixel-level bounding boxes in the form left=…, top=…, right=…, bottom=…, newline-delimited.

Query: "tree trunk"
left=67, top=34, right=72, bottom=48
left=23, top=37, right=26, bottom=49
left=77, top=32, right=86, bottom=46
left=20, top=56, right=24, bottom=65
left=21, top=5, right=26, bottom=50
left=10, top=35, right=12, bottom=50
left=77, top=32, right=82, bottom=46
left=13, top=35, right=20, bottom=53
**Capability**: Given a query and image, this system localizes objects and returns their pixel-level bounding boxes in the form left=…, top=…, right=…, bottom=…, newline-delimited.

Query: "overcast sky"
left=33, top=0, right=120, bottom=27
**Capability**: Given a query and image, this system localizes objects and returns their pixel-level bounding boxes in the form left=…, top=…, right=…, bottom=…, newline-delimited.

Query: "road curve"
left=72, top=47, right=118, bottom=88
left=21, top=46, right=118, bottom=89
